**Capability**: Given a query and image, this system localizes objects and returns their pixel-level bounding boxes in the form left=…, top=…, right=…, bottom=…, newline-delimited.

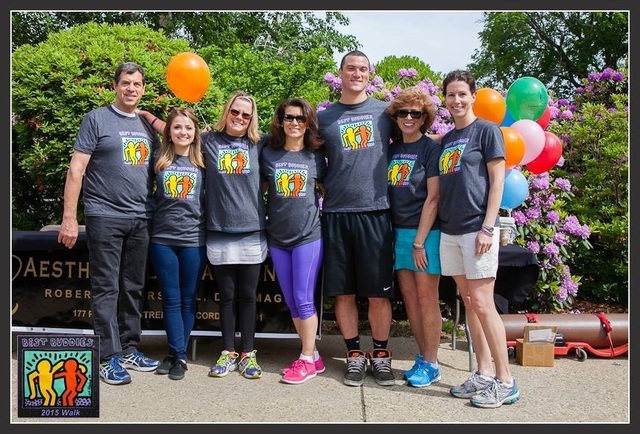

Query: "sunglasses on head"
left=283, top=114, right=307, bottom=123
left=396, top=109, right=424, bottom=119
left=229, top=108, right=252, bottom=121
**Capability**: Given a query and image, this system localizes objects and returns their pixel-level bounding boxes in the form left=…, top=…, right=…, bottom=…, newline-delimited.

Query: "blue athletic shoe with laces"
left=118, top=351, right=159, bottom=372
left=407, top=361, right=441, bottom=388
left=100, top=356, right=131, bottom=385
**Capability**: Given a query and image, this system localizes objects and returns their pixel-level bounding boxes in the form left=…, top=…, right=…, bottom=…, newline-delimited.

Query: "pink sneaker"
left=281, top=359, right=317, bottom=384
left=282, top=356, right=325, bottom=375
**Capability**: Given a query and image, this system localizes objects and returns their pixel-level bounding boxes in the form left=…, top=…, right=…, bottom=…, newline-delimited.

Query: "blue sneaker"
left=403, top=354, right=424, bottom=380
left=209, top=351, right=239, bottom=377
left=100, top=356, right=132, bottom=385
left=407, top=361, right=441, bottom=388
left=238, top=350, right=262, bottom=379
left=119, top=351, right=159, bottom=372
left=471, top=378, right=521, bottom=408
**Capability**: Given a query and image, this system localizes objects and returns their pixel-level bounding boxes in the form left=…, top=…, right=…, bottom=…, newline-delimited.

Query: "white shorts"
left=439, top=230, right=499, bottom=279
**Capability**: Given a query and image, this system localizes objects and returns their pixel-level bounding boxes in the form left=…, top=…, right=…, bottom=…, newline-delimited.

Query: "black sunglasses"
left=396, top=109, right=424, bottom=119
left=229, top=108, right=252, bottom=121
left=283, top=114, right=307, bottom=123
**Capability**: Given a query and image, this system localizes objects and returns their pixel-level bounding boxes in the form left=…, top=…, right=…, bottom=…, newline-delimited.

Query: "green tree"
left=11, top=11, right=358, bottom=57
left=372, top=55, right=443, bottom=88
left=469, top=12, right=628, bottom=98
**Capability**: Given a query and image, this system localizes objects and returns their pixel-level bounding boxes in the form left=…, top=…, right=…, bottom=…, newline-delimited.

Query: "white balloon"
left=510, top=119, right=546, bottom=165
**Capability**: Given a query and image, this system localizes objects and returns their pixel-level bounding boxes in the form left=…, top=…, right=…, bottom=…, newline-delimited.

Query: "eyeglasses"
left=283, top=114, right=307, bottom=123
left=229, top=108, right=252, bottom=121
left=395, top=110, right=424, bottom=119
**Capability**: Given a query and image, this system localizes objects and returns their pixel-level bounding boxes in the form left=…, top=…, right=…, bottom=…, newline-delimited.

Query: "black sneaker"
left=344, top=350, right=367, bottom=386
left=369, top=349, right=395, bottom=386
left=156, top=356, right=174, bottom=375
left=168, top=359, right=187, bottom=381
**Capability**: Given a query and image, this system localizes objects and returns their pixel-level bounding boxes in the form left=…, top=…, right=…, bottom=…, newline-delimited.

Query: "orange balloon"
left=166, top=52, right=210, bottom=103
left=474, top=88, right=507, bottom=125
left=500, top=126, right=526, bottom=169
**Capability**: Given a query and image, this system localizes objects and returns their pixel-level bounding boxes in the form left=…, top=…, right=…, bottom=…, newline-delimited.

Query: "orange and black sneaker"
left=369, top=349, right=395, bottom=386
left=343, top=350, right=367, bottom=386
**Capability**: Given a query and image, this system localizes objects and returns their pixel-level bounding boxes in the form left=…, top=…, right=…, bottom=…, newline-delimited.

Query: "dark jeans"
left=149, top=242, right=206, bottom=361
left=85, top=216, right=150, bottom=362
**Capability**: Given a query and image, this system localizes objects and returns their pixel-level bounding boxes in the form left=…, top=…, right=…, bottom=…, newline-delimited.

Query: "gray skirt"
left=206, top=230, right=267, bottom=265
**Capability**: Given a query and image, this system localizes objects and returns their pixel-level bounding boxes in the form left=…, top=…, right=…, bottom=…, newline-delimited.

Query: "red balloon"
left=536, top=106, right=551, bottom=130
left=526, top=132, right=563, bottom=174
left=166, top=52, right=210, bottom=103
left=500, top=126, right=526, bottom=169
left=474, top=88, right=507, bottom=125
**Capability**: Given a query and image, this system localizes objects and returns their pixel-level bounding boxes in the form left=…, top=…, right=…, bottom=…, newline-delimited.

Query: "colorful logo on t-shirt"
left=162, top=171, right=197, bottom=199
left=387, top=158, right=415, bottom=186
left=218, top=149, right=250, bottom=174
left=122, top=137, right=151, bottom=166
left=339, top=121, right=374, bottom=151
left=274, top=168, right=307, bottom=197
left=440, top=142, right=465, bottom=175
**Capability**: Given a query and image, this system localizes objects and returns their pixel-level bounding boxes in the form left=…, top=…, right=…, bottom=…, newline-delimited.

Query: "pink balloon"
left=511, top=119, right=545, bottom=165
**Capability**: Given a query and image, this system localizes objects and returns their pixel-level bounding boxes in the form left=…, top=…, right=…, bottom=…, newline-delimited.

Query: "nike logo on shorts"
left=383, top=286, right=391, bottom=291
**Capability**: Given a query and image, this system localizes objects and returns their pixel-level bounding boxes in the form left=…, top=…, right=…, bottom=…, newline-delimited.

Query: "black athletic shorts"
left=321, top=210, right=394, bottom=298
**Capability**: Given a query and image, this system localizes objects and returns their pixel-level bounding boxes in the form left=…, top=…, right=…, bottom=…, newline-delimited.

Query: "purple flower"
left=530, top=174, right=550, bottom=191
left=525, top=207, right=542, bottom=220
left=600, top=68, right=614, bottom=80
left=554, top=178, right=571, bottom=192
left=371, top=76, right=384, bottom=87
left=562, top=215, right=590, bottom=238
left=553, top=232, right=569, bottom=246
left=612, top=71, right=625, bottom=82
left=512, top=210, right=528, bottom=225
left=526, top=240, right=540, bottom=254
left=323, top=72, right=336, bottom=83
left=317, top=101, right=332, bottom=112
left=546, top=210, right=560, bottom=224
left=560, top=110, right=574, bottom=120
left=544, top=193, right=556, bottom=207
left=543, top=243, right=560, bottom=257
left=561, top=274, right=579, bottom=296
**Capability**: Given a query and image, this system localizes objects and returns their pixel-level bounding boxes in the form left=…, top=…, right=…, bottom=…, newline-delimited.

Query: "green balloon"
left=506, top=77, right=549, bottom=121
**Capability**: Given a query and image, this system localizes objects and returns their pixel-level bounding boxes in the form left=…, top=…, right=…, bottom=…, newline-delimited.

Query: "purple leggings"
left=269, top=239, right=323, bottom=320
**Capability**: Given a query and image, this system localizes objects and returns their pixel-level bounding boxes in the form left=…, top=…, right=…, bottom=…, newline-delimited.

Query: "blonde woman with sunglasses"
left=140, top=91, right=268, bottom=380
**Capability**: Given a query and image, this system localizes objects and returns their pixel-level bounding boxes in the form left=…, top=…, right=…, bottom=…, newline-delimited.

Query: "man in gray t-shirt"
left=58, top=62, right=160, bottom=386
left=317, top=50, right=396, bottom=387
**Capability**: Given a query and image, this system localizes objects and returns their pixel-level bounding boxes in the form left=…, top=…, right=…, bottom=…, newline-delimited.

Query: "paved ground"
left=10, top=332, right=630, bottom=427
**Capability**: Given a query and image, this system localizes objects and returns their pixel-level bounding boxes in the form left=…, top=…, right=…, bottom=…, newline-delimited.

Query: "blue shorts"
left=394, top=227, right=441, bottom=274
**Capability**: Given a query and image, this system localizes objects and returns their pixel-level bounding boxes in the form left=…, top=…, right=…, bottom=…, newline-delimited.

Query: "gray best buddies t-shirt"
left=260, top=146, right=327, bottom=248
left=73, top=106, right=157, bottom=218
left=438, top=118, right=505, bottom=235
left=317, top=97, right=393, bottom=212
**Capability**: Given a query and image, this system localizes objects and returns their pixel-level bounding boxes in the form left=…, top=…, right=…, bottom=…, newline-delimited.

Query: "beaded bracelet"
left=480, top=227, right=493, bottom=236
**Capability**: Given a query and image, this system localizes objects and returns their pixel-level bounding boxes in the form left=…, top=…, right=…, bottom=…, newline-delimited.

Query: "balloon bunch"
left=472, top=76, right=564, bottom=211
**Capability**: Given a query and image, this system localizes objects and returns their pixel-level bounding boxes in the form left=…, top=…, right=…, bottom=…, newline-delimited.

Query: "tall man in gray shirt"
left=58, top=62, right=160, bottom=386
left=317, top=51, right=395, bottom=387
